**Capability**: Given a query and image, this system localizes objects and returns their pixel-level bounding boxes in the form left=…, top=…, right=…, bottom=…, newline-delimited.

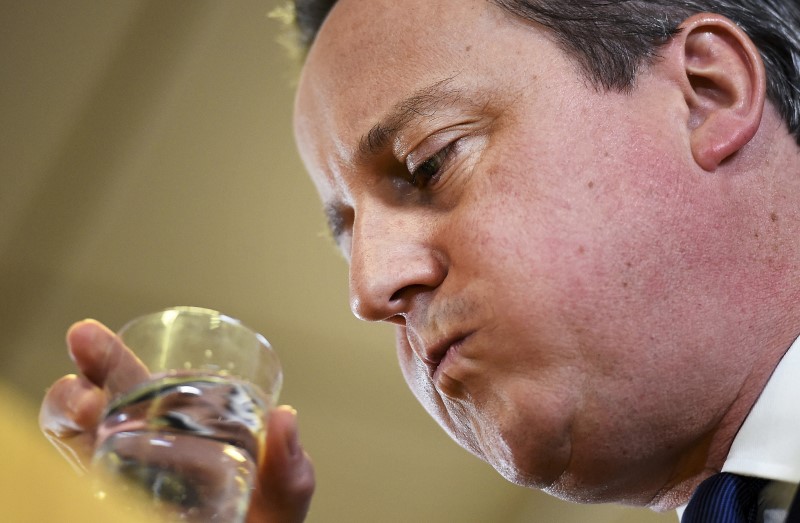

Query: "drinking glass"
left=91, top=306, right=282, bottom=522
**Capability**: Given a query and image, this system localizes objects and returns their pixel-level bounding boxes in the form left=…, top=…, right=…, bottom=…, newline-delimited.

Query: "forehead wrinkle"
left=356, top=76, right=464, bottom=162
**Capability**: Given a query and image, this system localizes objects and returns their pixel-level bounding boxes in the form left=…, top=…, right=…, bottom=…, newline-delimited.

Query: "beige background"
left=0, top=1, right=675, bottom=521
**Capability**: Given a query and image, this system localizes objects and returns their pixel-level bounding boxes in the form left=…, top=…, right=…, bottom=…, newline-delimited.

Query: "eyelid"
left=403, top=128, right=465, bottom=173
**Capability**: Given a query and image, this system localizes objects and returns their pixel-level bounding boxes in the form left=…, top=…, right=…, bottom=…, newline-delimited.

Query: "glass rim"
left=118, top=306, right=273, bottom=350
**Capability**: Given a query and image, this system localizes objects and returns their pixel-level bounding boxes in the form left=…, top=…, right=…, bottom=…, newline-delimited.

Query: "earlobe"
left=678, top=14, right=766, bottom=171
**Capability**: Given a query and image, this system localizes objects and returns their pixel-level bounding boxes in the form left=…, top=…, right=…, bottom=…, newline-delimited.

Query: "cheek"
left=449, top=133, right=696, bottom=380
left=471, top=111, right=698, bottom=318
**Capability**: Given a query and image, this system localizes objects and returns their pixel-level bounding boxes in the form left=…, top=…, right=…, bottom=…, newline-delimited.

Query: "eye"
left=408, top=143, right=455, bottom=189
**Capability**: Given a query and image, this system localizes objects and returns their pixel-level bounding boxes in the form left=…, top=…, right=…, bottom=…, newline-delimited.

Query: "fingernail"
left=277, top=405, right=298, bottom=416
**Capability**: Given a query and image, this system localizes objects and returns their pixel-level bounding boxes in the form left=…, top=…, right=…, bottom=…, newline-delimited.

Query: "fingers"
left=39, top=374, right=107, bottom=472
left=67, top=319, right=150, bottom=394
left=247, top=406, right=315, bottom=523
left=40, top=374, right=106, bottom=436
left=39, top=319, right=151, bottom=474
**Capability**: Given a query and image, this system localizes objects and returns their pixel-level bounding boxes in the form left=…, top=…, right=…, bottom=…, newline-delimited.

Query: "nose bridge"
left=348, top=204, right=444, bottom=322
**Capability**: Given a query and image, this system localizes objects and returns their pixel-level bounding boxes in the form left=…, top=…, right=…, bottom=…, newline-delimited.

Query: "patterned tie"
left=682, top=472, right=769, bottom=523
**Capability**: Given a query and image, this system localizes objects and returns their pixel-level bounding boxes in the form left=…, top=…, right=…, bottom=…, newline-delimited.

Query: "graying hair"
left=293, top=0, right=800, bottom=144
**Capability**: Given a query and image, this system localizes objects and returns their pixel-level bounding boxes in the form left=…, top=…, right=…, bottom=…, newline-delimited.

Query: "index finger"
left=67, top=320, right=150, bottom=395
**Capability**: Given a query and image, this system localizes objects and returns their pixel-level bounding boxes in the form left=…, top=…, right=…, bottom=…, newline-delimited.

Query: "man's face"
left=294, top=0, right=753, bottom=507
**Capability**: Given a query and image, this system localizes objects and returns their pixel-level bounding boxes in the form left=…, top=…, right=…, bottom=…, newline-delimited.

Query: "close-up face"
left=293, top=0, right=766, bottom=508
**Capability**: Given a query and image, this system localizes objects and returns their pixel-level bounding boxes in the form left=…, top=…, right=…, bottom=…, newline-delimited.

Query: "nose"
left=349, top=209, right=446, bottom=323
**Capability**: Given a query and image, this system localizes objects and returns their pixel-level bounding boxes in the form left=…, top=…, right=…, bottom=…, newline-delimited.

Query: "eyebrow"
left=356, top=76, right=463, bottom=162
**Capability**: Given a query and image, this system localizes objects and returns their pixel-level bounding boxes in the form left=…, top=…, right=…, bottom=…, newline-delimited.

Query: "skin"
left=294, top=0, right=800, bottom=511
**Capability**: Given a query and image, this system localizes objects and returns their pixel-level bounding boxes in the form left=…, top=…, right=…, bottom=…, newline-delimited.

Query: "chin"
left=473, top=428, right=573, bottom=493
left=480, top=436, right=660, bottom=507
left=490, top=459, right=552, bottom=490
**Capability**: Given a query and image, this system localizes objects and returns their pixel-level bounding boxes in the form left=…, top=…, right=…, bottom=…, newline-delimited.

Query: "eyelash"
left=409, top=142, right=456, bottom=189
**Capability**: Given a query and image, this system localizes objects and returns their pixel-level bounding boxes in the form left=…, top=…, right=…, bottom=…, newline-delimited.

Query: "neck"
left=652, top=114, right=800, bottom=511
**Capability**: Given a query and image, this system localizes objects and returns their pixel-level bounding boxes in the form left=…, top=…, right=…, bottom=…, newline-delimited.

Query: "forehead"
left=292, top=0, right=557, bottom=198
left=298, top=0, right=492, bottom=112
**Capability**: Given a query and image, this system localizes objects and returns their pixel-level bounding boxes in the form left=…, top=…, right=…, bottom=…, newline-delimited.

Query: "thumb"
left=247, top=406, right=315, bottom=523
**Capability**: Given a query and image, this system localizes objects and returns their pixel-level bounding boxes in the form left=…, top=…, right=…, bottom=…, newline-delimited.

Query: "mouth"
left=422, top=332, right=471, bottom=381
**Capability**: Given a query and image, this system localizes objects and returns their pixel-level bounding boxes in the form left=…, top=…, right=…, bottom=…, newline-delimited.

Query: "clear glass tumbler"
left=91, top=306, right=282, bottom=522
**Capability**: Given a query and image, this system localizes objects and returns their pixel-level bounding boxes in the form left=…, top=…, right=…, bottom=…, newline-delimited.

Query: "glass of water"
left=91, top=306, right=282, bottom=522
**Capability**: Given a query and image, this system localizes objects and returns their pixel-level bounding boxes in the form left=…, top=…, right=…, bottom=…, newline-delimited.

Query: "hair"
left=292, top=0, right=800, bottom=144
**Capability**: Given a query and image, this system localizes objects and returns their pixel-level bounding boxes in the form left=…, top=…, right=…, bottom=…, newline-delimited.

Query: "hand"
left=39, top=320, right=315, bottom=523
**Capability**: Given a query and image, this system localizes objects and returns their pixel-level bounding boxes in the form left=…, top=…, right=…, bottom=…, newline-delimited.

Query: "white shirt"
left=677, top=335, right=800, bottom=521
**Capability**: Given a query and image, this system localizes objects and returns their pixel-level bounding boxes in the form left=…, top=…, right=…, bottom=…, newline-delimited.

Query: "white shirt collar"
left=676, top=335, right=800, bottom=520
left=721, top=335, right=800, bottom=483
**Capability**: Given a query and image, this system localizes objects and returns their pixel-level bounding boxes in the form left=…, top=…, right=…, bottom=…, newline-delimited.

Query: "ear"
left=676, top=13, right=766, bottom=171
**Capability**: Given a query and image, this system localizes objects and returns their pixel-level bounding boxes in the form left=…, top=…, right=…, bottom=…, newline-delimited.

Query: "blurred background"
left=0, top=1, right=675, bottom=521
